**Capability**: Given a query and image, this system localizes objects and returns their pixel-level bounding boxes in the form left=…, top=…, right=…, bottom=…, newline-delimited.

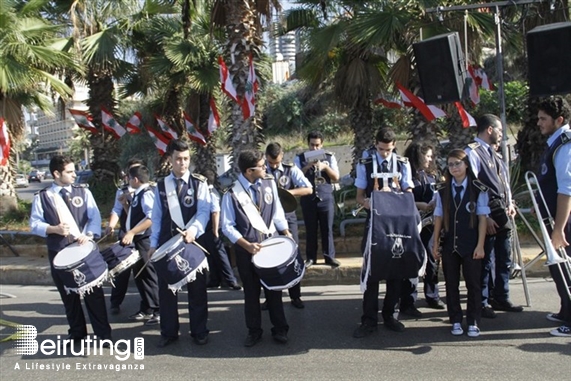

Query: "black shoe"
left=481, top=305, right=497, bottom=319
left=272, top=332, right=288, bottom=344
left=291, top=298, right=305, bottom=309
left=228, top=283, right=242, bottom=291
left=109, top=306, right=120, bottom=315
left=384, top=316, right=405, bottom=332
left=261, top=300, right=268, bottom=311
left=400, top=306, right=423, bottom=318
left=206, top=283, right=220, bottom=289
left=157, top=336, right=178, bottom=348
left=193, top=333, right=209, bottom=345
left=490, top=299, right=523, bottom=312
left=145, top=314, right=160, bottom=326
left=325, top=258, right=341, bottom=268
left=305, top=259, right=314, bottom=268
left=426, top=299, right=446, bottom=310
left=353, top=324, right=377, bottom=338
left=129, top=311, right=153, bottom=321
left=244, top=332, right=262, bottom=347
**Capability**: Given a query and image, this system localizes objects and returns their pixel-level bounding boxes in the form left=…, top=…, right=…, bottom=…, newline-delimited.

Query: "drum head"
left=277, top=188, right=297, bottom=213
left=252, top=236, right=297, bottom=269
left=151, top=234, right=183, bottom=262
left=53, top=241, right=95, bottom=268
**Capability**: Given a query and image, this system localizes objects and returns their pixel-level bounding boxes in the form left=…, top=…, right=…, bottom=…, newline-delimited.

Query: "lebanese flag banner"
left=0, top=118, right=10, bottom=166
left=155, top=116, right=178, bottom=140
left=241, top=54, right=258, bottom=119
left=208, top=98, right=220, bottom=135
left=396, top=83, right=446, bottom=121
left=219, top=56, right=239, bottom=102
left=69, top=109, right=99, bottom=134
left=125, top=112, right=142, bottom=134
left=466, top=65, right=481, bottom=105
left=454, top=102, right=477, bottom=128
left=147, top=126, right=169, bottom=154
left=183, top=112, right=207, bottom=146
left=101, top=106, right=127, bottom=139
left=473, top=66, right=494, bottom=90
left=374, top=96, right=403, bottom=109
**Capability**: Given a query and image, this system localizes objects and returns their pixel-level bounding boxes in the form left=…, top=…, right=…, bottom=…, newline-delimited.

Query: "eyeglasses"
left=248, top=165, right=266, bottom=171
left=447, top=161, right=464, bottom=168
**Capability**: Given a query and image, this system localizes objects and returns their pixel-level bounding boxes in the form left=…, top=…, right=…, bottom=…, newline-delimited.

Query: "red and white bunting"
left=208, top=98, right=220, bottom=135
left=155, top=116, right=178, bottom=140
left=219, top=56, right=239, bottom=103
left=473, top=66, right=494, bottom=91
left=454, top=102, right=477, bottom=128
left=183, top=112, right=207, bottom=146
left=125, top=112, right=142, bottom=134
left=0, top=118, right=10, bottom=166
left=374, top=96, right=403, bottom=109
left=241, top=54, right=258, bottom=119
left=69, top=109, right=99, bottom=134
left=396, top=83, right=446, bottom=122
left=101, top=107, right=127, bottom=139
left=147, top=126, right=169, bottom=154
left=466, top=65, right=481, bottom=105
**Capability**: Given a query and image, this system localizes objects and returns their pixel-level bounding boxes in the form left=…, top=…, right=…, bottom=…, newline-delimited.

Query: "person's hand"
left=182, top=228, right=196, bottom=243
left=551, top=230, right=569, bottom=251
left=146, top=248, right=156, bottom=262
left=473, top=245, right=485, bottom=260
left=76, top=234, right=91, bottom=245
left=486, top=217, right=498, bottom=235
left=507, top=204, right=517, bottom=217
left=105, top=226, right=114, bottom=237
left=56, top=223, right=70, bottom=237
left=121, top=231, right=135, bottom=245
left=247, top=242, right=263, bottom=255
left=432, top=244, right=441, bottom=261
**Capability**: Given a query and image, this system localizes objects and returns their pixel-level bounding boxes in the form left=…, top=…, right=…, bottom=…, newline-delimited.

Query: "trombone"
left=525, top=171, right=571, bottom=299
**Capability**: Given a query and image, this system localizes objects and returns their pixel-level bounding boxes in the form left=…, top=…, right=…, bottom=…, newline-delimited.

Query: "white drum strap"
left=360, top=193, right=375, bottom=293
left=46, top=188, right=82, bottom=239
left=126, top=184, right=149, bottom=235
left=165, top=177, right=185, bottom=230
left=232, top=181, right=275, bottom=236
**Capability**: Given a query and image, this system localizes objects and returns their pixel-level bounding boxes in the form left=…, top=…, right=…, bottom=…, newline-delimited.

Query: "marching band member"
left=432, top=149, right=489, bottom=337
left=535, top=96, right=571, bottom=337
left=295, top=131, right=340, bottom=267
left=105, top=159, right=160, bottom=325
left=197, top=169, right=241, bottom=291
left=261, top=142, right=313, bottom=309
left=466, top=114, right=522, bottom=318
left=400, top=142, right=445, bottom=316
left=30, top=155, right=111, bottom=345
left=148, top=139, right=211, bottom=348
left=353, top=127, right=415, bottom=338
left=221, top=150, right=292, bottom=347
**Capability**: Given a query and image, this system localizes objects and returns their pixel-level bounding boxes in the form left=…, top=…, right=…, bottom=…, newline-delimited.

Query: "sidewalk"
left=0, top=235, right=549, bottom=286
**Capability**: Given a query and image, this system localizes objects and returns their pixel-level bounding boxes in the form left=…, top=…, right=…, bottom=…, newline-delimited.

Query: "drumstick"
left=134, top=257, right=152, bottom=279
left=261, top=241, right=284, bottom=248
left=175, top=228, right=209, bottom=255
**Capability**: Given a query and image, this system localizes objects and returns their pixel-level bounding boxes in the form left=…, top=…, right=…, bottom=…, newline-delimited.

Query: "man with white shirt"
left=147, top=139, right=211, bottom=348
left=221, top=150, right=292, bottom=347
left=466, top=114, right=522, bottom=318
left=535, top=96, right=571, bottom=337
left=30, top=155, right=111, bottom=345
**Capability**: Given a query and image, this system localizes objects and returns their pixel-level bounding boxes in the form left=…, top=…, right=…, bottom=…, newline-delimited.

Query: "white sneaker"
left=550, top=325, right=571, bottom=337
left=451, top=323, right=463, bottom=336
left=467, top=325, right=480, bottom=337
left=546, top=313, right=565, bottom=323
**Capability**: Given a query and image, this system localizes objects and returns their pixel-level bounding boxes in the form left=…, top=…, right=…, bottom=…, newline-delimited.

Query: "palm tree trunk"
left=349, top=104, right=374, bottom=174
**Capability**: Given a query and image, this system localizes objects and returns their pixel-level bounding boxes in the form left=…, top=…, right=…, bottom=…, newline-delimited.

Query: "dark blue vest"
left=298, top=152, right=334, bottom=199
left=470, top=143, right=507, bottom=200
left=126, top=186, right=154, bottom=240
left=117, top=185, right=131, bottom=238
left=269, top=163, right=297, bottom=221
left=439, top=184, right=482, bottom=258
left=228, top=178, right=276, bottom=243
left=412, top=170, right=435, bottom=204
left=38, top=185, right=89, bottom=254
left=156, top=175, right=201, bottom=246
left=362, top=150, right=405, bottom=197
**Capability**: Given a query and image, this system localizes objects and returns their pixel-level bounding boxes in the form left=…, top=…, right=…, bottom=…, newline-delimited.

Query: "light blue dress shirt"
left=434, top=177, right=490, bottom=217
left=548, top=124, right=571, bottom=196
left=293, top=153, right=340, bottom=177
left=355, top=150, right=414, bottom=191
left=266, top=163, right=312, bottom=189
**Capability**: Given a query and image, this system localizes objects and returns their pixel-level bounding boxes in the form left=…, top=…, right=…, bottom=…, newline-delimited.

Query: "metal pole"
left=494, top=7, right=510, bottom=170
left=464, top=10, right=469, bottom=70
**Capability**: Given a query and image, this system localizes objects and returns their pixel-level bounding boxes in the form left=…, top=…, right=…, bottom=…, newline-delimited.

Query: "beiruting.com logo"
left=13, top=325, right=145, bottom=371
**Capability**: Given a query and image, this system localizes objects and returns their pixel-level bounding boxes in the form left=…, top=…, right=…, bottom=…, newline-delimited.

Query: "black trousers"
left=442, top=250, right=482, bottom=326
left=198, top=229, right=238, bottom=287
left=110, top=238, right=160, bottom=313
left=235, top=246, right=288, bottom=336
left=547, top=224, right=571, bottom=323
left=300, top=194, right=336, bottom=261
left=49, top=250, right=112, bottom=339
left=158, top=270, right=209, bottom=339
left=361, top=278, right=403, bottom=326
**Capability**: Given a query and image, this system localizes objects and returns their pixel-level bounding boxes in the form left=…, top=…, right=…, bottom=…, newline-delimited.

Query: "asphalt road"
left=1, top=280, right=570, bottom=381
left=15, top=181, right=46, bottom=202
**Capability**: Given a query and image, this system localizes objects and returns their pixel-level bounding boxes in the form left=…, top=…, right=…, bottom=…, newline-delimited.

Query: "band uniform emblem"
left=278, top=175, right=290, bottom=188
left=131, top=196, right=139, bottom=208
left=391, top=237, right=404, bottom=259
left=71, top=196, right=84, bottom=208
left=263, top=186, right=273, bottom=204
left=541, top=163, right=548, bottom=175
left=465, top=201, right=476, bottom=213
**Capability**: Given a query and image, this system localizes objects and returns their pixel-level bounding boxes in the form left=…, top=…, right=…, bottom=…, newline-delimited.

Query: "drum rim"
left=252, top=236, right=298, bottom=268
left=151, top=234, right=183, bottom=262
left=53, top=241, right=96, bottom=269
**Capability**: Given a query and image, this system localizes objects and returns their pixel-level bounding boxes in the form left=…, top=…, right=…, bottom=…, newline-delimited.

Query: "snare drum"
left=151, top=234, right=208, bottom=294
left=101, top=241, right=140, bottom=279
left=252, top=236, right=304, bottom=291
left=53, top=241, right=108, bottom=296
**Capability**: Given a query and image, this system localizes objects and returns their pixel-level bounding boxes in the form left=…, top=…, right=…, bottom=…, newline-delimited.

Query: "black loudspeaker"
left=527, top=21, right=571, bottom=97
left=413, top=32, right=466, bottom=105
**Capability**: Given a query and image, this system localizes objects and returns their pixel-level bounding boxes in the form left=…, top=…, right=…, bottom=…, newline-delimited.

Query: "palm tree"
left=0, top=0, right=74, bottom=214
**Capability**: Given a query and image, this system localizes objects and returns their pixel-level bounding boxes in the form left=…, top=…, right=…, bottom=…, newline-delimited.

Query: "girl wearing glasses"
left=432, top=149, right=490, bottom=338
